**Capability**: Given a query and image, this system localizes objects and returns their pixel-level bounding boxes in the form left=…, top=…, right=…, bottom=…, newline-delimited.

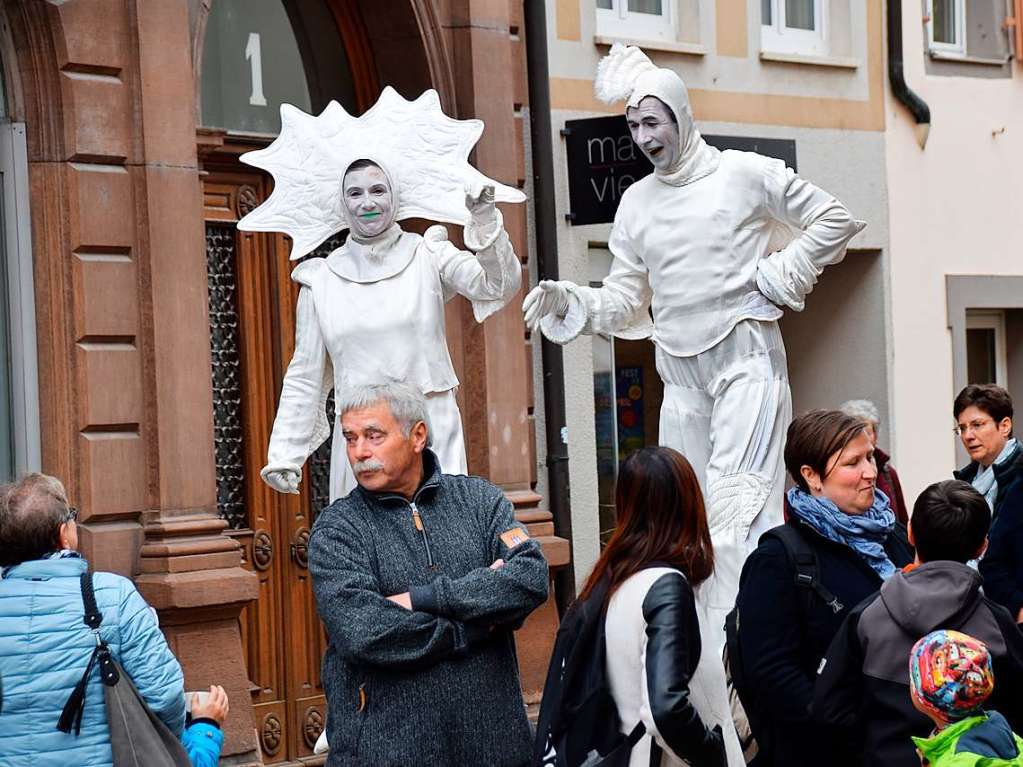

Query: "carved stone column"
left=434, top=0, right=571, bottom=702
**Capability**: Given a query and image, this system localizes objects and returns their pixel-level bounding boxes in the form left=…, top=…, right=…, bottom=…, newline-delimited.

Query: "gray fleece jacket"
left=308, top=450, right=549, bottom=767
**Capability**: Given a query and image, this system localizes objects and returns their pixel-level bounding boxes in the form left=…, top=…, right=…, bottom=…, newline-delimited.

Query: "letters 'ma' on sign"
left=562, top=115, right=798, bottom=226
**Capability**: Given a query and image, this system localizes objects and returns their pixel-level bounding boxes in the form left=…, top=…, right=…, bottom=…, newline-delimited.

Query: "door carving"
left=203, top=149, right=331, bottom=765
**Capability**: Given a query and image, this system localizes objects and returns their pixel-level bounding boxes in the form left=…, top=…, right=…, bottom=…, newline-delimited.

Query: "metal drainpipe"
left=524, top=0, right=575, bottom=613
left=887, top=0, right=931, bottom=148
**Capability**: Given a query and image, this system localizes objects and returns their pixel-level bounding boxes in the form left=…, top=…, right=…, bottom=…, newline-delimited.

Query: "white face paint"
left=342, top=164, right=395, bottom=238
left=625, top=96, right=681, bottom=172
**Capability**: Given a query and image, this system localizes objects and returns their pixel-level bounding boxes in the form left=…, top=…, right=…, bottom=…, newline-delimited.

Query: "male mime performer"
left=524, top=44, right=864, bottom=642
left=236, top=88, right=526, bottom=502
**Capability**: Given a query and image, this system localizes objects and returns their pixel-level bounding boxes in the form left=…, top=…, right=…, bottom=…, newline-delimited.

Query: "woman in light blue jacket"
left=0, top=474, right=186, bottom=767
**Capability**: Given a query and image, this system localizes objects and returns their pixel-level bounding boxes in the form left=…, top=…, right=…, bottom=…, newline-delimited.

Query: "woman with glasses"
left=958, top=385, right=1023, bottom=623
left=953, top=384, right=1021, bottom=522
left=0, top=473, right=187, bottom=766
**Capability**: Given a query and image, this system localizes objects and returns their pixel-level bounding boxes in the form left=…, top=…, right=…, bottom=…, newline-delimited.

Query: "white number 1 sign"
left=245, top=32, right=268, bottom=107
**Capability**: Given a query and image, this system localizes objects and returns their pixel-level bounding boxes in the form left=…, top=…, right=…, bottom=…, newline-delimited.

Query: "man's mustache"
left=353, top=459, right=384, bottom=473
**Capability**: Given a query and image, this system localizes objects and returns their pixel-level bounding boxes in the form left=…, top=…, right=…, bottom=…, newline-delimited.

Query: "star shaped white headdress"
left=237, top=87, right=526, bottom=260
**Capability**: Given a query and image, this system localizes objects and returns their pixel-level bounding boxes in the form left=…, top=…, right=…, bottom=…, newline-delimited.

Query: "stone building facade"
left=0, top=1, right=566, bottom=764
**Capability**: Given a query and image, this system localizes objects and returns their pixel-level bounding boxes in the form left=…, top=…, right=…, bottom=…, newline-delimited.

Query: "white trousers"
left=329, top=388, right=467, bottom=501
left=656, top=319, right=791, bottom=650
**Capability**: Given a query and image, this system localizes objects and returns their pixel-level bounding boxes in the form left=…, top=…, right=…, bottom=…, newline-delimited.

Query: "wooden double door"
left=203, top=145, right=339, bottom=765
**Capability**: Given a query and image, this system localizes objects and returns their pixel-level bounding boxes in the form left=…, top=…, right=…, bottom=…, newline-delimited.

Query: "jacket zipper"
left=409, top=501, right=435, bottom=568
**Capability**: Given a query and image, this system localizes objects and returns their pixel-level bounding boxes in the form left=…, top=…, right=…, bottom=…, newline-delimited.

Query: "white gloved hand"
left=522, top=280, right=571, bottom=331
left=262, top=468, right=301, bottom=495
left=464, top=182, right=498, bottom=229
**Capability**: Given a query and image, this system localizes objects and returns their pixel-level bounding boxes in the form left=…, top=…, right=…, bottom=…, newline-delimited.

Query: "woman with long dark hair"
left=577, top=446, right=739, bottom=767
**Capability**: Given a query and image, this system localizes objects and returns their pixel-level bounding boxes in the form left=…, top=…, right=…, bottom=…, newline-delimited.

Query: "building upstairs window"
left=596, top=0, right=676, bottom=43
left=761, top=0, right=828, bottom=56
left=928, top=0, right=966, bottom=55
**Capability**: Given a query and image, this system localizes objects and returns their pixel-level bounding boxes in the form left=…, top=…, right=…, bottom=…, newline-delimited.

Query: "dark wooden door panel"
left=205, top=168, right=326, bottom=763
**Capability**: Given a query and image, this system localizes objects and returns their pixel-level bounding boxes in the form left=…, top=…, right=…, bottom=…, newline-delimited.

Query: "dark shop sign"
left=562, top=114, right=798, bottom=226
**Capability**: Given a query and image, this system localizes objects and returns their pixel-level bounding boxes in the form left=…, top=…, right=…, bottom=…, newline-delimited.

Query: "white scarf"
left=972, top=437, right=1019, bottom=512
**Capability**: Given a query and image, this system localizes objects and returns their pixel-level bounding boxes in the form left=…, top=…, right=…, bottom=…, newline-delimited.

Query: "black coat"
left=733, top=517, right=913, bottom=767
left=979, top=476, right=1023, bottom=618
left=812, top=561, right=1023, bottom=767
left=954, top=442, right=1023, bottom=525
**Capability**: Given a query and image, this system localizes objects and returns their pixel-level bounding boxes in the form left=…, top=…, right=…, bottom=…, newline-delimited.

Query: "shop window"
left=966, top=310, right=1007, bottom=386
left=761, top=0, right=827, bottom=56
left=597, top=0, right=677, bottom=42
left=201, top=0, right=358, bottom=135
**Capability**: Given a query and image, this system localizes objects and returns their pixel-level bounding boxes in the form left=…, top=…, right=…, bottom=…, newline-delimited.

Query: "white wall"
left=884, top=3, right=1023, bottom=502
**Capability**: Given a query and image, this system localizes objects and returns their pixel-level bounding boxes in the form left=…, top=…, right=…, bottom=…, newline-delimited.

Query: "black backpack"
left=531, top=574, right=659, bottom=767
left=723, top=525, right=844, bottom=760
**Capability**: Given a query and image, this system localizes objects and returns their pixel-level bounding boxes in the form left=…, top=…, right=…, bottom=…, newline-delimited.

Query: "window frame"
left=926, top=0, right=966, bottom=55
left=0, top=121, right=41, bottom=479
left=596, top=0, right=677, bottom=43
left=761, top=0, right=828, bottom=56
left=966, top=309, right=1008, bottom=387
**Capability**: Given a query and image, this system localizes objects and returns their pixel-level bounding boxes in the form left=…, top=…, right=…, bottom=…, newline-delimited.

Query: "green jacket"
left=913, top=711, right=1023, bottom=767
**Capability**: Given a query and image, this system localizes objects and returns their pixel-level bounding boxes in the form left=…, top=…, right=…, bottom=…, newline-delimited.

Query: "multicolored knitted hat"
left=909, top=630, right=994, bottom=725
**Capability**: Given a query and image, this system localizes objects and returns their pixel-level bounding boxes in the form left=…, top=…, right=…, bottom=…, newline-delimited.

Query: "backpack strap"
left=57, top=571, right=120, bottom=736
left=764, top=525, right=844, bottom=615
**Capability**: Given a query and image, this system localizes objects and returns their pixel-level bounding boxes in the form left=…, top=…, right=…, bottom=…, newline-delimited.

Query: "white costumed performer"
left=238, top=87, right=525, bottom=502
left=524, top=45, right=865, bottom=645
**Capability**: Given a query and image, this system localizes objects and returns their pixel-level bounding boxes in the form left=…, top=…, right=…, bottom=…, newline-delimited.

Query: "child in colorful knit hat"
left=910, top=630, right=1023, bottom=766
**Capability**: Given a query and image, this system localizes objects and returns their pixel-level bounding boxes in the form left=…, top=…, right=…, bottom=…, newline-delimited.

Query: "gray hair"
left=0, top=473, right=72, bottom=567
left=840, top=399, right=881, bottom=429
left=336, top=381, right=432, bottom=446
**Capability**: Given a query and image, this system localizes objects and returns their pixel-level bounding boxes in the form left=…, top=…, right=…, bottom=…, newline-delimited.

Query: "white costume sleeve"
left=426, top=210, right=523, bottom=323
left=755, top=159, right=865, bottom=312
left=263, top=261, right=334, bottom=479
left=538, top=204, right=653, bottom=344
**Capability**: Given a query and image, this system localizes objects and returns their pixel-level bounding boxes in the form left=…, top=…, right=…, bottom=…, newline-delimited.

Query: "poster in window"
left=616, top=366, right=645, bottom=457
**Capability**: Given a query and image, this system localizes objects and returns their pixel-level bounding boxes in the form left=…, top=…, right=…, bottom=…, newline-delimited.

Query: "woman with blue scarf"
left=731, top=410, right=913, bottom=767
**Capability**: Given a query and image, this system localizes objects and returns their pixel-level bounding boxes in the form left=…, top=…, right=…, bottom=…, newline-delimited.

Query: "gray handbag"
left=58, top=572, right=191, bottom=767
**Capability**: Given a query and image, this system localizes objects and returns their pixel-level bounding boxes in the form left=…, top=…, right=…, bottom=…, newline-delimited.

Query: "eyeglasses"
left=63, top=506, right=78, bottom=523
left=953, top=419, right=995, bottom=437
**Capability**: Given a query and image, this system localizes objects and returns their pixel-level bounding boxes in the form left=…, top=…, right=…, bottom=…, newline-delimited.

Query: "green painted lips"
left=359, top=211, right=382, bottom=219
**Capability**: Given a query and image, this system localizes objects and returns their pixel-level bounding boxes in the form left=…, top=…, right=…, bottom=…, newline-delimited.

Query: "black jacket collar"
left=954, top=440, right=1023, bottom=486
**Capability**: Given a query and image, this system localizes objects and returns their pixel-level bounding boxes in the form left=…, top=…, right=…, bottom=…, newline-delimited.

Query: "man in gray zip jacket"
left=308, top=381, right=549, bottom=767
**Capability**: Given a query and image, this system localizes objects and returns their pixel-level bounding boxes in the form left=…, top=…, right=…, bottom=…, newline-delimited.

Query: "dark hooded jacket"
left=812, top=561, right=1023, bottom=767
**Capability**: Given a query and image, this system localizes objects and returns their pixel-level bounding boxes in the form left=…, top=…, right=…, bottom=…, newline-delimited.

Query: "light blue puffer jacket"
left=0, top=557, right=186, bottom=766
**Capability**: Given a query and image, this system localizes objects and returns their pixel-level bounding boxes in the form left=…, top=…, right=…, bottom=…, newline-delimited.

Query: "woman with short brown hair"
left=731, top=410, right=913, bottom=767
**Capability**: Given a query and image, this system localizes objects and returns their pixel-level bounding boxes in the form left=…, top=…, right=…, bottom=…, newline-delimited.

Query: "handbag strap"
left=80, top=571, right=103, bottom=630
left=56, top=571, right=120, bottom=736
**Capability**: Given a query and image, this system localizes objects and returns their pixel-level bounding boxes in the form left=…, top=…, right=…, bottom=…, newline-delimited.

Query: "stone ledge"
left=135, top=566, right=258, bottom=610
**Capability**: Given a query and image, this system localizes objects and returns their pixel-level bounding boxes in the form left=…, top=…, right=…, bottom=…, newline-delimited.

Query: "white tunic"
left=542, top=149, right=863, bottom=356
left=264, top=219, right=520, bottom=499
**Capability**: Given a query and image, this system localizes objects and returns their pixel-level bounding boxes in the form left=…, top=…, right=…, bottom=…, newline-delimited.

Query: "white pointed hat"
left=237, top=87, right=526, bottom=260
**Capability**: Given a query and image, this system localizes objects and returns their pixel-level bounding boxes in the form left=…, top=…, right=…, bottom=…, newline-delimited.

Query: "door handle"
left=290, top=527, right=311, bottom=568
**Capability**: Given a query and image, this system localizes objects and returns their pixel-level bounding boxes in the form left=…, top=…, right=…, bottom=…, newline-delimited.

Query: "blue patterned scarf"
left=787, top=487, right=897, bottom=579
